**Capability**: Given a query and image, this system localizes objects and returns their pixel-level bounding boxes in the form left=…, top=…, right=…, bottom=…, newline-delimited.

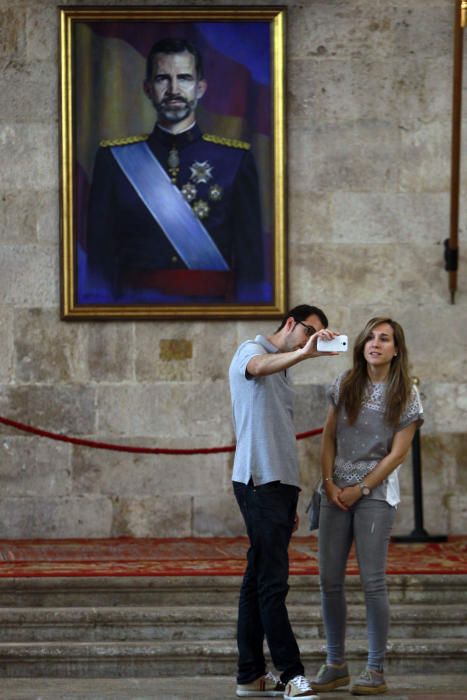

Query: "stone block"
left=87, top=323, right=135, bottom=382
left=288, top=0, right=452, bottom=61
left=461, top=171, right=467, bottom=203
left=0, top=190, right=57, bottom=245
left=297, top=435, right=322, bottom=495
left=25, top=5, right=57, bottom=61
left=399, top=119, right=451, bottom=193
left=111, top=495, right=192, bottom=537
left=0, top=496, right=113, bottom=538
left=0, top=306, right=13, bottom=382
left=135, top=322, right=238, bottom=383
left=329, top=192, right=449, bottom=245
left=400, top=305, right=466, bottom=383
left=287, top=58, right=319, bottom=124
left=233, top=321, right=271, bottom=346
left=194, top=322, right=238, bottom=382
left=0, top=7, right=25, bottom=59
left=392, top=4, right=452, bottom=62
left=0, top=245, right=58, bottom=307
left=392, top=491, right=449, bottom=537
left=410, top=433, right=467, bottom=493
left=451, top=161, right=467, bottom=208
left=0, top=59, right=56, bottom=123
left=72, top=446, right=231, bottom=498
left=193, top=493, right=244, bottom=536
left=291, top=353, right=349, bottom=389
left=288, top=190, right=332, bottom=246
left=135, top=324, right=195, bottom=382
left=14, top=308, right=88, bottom=383
left=288, top=0, right=395, bottom=61
left=289, top=122, right=400, bottom=193
left=291, top=242, right=447, bottom=311
left=293, top=383, right=328, bottom=435
left=0, top=384, right=97, bottom=436
left=36, top=190, right=58, bottom=244
left=312, top=58, right=400, bottom=125
left=422, top=383, right=467, bottom=434
left=0, top=124, right=58, bottom=191
left=0, top=192, right=36, bottom=244
left=446, top=494, right=467, bottom=535
left=395, top=57, right=452, bottom=127
left=0, top=436, right=72, bottom=497
left=96, top=381, right=232, bottom=440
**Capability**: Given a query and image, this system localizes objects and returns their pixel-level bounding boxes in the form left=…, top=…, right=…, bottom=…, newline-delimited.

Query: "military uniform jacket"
left=86, top=123, right=265, bottom=302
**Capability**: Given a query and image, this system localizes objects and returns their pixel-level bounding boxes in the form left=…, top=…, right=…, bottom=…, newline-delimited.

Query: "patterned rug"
left=0, top=536, right=466, bottom=577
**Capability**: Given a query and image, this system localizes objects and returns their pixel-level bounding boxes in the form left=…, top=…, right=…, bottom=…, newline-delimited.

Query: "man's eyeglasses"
left=295, top=321, right=316, bottom=338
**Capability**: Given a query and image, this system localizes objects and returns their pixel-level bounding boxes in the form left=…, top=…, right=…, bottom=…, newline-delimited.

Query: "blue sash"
left=111, top=141, right=229, bottom=271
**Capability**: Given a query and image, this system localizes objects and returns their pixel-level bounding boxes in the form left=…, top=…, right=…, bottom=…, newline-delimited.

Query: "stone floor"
left=0, top=676, right=466, bottom=699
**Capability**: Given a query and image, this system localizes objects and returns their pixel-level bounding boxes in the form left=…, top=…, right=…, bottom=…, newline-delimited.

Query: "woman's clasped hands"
left=324, top=481, right=362, bottom=511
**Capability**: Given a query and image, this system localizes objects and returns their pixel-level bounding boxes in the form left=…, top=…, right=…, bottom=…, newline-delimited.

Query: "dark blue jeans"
left=233, top=479, right=304, bottom=684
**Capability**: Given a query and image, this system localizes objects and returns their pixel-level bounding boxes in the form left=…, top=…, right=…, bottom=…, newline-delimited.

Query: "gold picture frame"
left=59, top=6, right=287, bottom=320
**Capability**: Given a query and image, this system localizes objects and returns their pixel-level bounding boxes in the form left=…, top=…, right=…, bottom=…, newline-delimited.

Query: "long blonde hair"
left=339, top=317, right=412, bottom=426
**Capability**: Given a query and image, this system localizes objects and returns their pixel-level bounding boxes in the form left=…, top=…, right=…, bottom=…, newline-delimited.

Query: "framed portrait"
left=59, top=6, right=287, bottom=320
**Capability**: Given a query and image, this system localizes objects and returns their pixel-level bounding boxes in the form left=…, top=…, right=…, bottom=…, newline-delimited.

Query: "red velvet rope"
left=0, top=416, right=323, bottom=455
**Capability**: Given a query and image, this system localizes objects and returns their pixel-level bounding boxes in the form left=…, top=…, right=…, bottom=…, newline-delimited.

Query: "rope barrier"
left=0, top=416, right=323, bottom=456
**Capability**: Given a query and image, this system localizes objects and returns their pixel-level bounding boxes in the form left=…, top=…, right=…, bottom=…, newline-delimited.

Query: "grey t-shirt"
left=323, top=371, right=424, bottom=504
left=229, top=334, right=300, bottom=487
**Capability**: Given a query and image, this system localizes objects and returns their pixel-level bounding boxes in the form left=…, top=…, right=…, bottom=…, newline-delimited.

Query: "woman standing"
left=311, top=318, right=423, bottom=695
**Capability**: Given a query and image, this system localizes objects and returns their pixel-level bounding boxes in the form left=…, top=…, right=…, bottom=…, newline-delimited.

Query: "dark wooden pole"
left=446, top=0, right=465, bottom=304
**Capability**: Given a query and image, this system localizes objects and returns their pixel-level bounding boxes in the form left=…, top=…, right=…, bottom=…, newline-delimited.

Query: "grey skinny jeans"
left=318, top=497, right=396, bottom=671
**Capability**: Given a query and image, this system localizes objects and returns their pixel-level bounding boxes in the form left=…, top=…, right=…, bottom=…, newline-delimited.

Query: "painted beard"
left=155, top=97, right=196, bottom=124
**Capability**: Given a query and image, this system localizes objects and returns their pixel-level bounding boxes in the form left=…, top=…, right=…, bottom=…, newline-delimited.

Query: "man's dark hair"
left=275, top=304, right=328, bottom=332
left=146, top=38, right=204, bottom=80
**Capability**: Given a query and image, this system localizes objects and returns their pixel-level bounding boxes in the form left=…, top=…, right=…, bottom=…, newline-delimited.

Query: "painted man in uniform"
left=86, top=38, right=266, bottom=304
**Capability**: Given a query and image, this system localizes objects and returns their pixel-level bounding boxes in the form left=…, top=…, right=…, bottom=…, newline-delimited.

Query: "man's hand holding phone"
left=301, top=328, right=343, bottom=358
left=317, top=334, right=348, bottom=353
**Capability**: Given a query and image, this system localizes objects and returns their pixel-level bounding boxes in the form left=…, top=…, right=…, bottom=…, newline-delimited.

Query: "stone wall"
left=0, top=0, right=466, bottom=538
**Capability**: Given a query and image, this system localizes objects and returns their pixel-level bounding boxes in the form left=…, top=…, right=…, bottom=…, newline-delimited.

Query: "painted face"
left=363, top=322, right=397, bottom=369
left=144, top=51, right=207, bottom=127
left=285, top=313, right=324, bottom=351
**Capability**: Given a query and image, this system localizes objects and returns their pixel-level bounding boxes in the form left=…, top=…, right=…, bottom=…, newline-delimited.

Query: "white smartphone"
left=317, top=334, right=348, bottom=352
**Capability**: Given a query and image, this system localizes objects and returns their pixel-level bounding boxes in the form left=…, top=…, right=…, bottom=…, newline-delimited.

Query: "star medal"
left=190, top=160, right=213, bottom=184
left=181, top=182, right=197, bottom=203
left=168, top=146, right=180, bottom=183
left=192, top=199, right=210, bottom=220
left=208, top=183, right=223, bottom=202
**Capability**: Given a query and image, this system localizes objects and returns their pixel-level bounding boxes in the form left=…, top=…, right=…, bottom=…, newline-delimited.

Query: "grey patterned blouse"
left=326, top=371, right=424, bottom=505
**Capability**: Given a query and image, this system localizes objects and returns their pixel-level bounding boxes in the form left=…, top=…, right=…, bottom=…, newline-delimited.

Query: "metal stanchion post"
left=392, top=378, right=447, bottom=543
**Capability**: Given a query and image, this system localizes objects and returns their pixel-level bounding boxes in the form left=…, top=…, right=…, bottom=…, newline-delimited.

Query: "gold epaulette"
left=203, top=133, right=251, bottom=150
left=100, top=134, right=149, bottom=147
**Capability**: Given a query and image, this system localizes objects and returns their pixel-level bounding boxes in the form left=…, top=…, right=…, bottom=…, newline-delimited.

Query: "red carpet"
left=0, top=536, right=466, bottom=577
